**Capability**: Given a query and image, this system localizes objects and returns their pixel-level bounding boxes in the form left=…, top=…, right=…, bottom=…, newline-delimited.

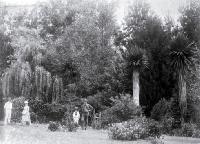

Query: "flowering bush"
left=108, top=116, right=161, bottom=141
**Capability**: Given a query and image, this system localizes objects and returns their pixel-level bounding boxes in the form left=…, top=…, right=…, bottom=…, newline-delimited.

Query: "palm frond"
left=127, top=45, right=148, bottom=71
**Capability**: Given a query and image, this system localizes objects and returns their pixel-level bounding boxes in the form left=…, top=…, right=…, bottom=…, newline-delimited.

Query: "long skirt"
left=22, top=113, right=31, bottom=125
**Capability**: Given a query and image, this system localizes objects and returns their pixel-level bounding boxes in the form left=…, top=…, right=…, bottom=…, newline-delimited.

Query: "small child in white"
left=73, top=107, right=80, bottom=125
left=22, top=101, right=31, bottom=125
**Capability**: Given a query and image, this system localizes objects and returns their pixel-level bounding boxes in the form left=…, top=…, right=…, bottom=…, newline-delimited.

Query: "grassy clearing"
left=0, top=124, right=148, bottom=144
left=1, top=123, right=200, bottom=144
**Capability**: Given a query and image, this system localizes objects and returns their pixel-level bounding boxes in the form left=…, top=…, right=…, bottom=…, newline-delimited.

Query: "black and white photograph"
left=0, top=0, right=200, bottom=143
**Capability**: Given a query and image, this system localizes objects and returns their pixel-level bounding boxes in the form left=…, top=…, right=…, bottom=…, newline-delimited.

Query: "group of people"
left=72, top=99, right=94, bottom=130
left=4, top=97, right=94, bottom=129
left=4, top=97, right=31, bottom=125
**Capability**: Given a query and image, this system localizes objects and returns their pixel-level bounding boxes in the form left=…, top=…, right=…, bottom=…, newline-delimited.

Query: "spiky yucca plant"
left=169, top=33, right=197, bottom=122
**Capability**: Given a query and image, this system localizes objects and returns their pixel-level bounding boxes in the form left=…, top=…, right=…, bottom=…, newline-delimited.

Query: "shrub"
left=11, top=97, right=26, bottom=123
left=30, top=112, right=38, bottom=123
left=149, top=137, right=165, bottom=144
left=92, top=113, right=102, bottom=129
left=181, top=123, right=197, bottom=137
left=61, top=111, right=78, bottom=132
left=29, top=99, right=67, bottom=123
left=87, top=91, right=112, bottom=112
left=101, top=94, right=142, bottom=128
left=44, top=103, right=66, bottom=122
left=170, top=97, right=181, bottom=129
left=160, top=116, right=174, bottom=134
left=192, top=129, right=200, bottom=138
left=108, top=116, right=161, bottom=141
left=159, top=116, right=200, bottom=137
left=67, top=121, right=78, bottom=132
left=147, top=119, right=161, bottom=138
left=29, top=99, right=47, bottom=123
left=151, top=98, right=171, bottom=121
left=170, top=123, right=199, bottom=137
left=101, top=108, right=121, bottom=128
left=48, top=121, right=60, bottom=132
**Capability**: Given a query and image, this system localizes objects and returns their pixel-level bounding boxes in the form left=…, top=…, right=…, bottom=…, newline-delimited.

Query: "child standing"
left=73, top=107, right=80, bottom=125
left=22, top=101, right=31, bottom=125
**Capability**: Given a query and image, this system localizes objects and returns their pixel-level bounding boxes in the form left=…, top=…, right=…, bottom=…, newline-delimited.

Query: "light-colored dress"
left=22, top=105, right=31, bottom=125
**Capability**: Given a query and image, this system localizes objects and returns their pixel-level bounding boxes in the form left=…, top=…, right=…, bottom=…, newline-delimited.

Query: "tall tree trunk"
left=0, top=81, right=3, bottom=120
left=132, top=71, right=139, bottom=106
left=178, top=72, right=187, bottom=123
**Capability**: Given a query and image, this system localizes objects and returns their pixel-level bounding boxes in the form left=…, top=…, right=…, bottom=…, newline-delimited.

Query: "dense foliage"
left=101, top=94, right=142, bottom=128
left=11, top=97, right=26, bottom=123
left=48, top=121, right=60, bottom=132
left=0, top=1, right=199, bottom=140
left=109, top=116, right=161, bottom=141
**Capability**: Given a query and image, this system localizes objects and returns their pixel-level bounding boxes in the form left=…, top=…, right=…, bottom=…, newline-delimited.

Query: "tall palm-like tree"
left=169, top=33, right=197, bottom=122
left=124, top=46, right=148, bottom=105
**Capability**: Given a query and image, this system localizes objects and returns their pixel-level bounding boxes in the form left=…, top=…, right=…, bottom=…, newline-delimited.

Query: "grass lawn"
left=0, top=123, right=148, bottom=144
left=0, top=123, right=200, bottom=144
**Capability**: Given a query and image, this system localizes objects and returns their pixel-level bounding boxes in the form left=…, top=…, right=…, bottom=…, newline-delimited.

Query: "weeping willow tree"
left=1, top=23, right=63, bottom=103
left=2, top=45, right=32, bottom=98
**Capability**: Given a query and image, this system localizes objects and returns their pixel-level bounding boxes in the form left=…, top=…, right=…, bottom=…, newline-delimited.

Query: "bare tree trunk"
left=132, top=71, right=139, bottom=106
left=178, top=72, right=187, bottom=123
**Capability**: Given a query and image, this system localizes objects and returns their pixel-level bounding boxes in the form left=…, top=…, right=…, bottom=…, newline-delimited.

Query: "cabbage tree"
left=125, top=46, right=148, bottom=105
left=169, top=33, right=197, bottom=122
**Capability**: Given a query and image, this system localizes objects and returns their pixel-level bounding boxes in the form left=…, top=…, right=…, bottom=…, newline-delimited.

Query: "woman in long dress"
left=22, top=101, right=31, bottom=125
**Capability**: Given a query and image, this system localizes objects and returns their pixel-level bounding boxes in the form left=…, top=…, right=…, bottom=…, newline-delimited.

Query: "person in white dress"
left=4, top=97, right=12, bottom=125
left=73, top=107, right=80, bottom=125
left=22, top=101, right=31, bottom=125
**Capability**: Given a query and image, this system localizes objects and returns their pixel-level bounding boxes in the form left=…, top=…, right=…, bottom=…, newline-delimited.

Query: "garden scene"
left=0, top=0, right=200, bottom=143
